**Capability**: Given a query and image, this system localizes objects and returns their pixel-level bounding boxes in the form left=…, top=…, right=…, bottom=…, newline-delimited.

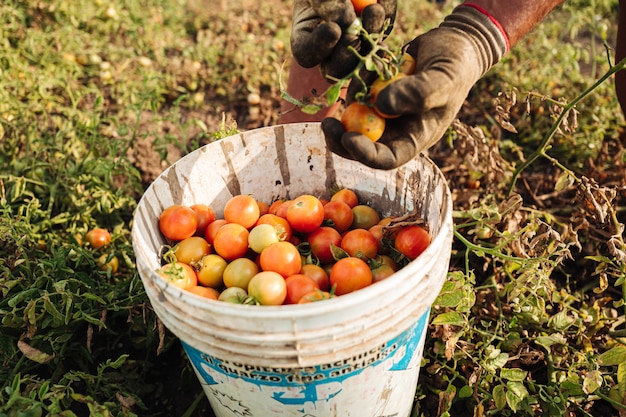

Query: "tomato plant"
left=340, top=228, right=379, bottom=259
left=286, top=194, right=325, bottom=233
left=307, top=226, right=343, bottom=264
left=323, top=200, right=354, bottom=232
left=351, top=204, right=380, bottom=230
left=248, top=271, right=287, bottom=305
left=284, top=274, right=319, bottom=304
left=212, top=222, right=250, bottom=261
left=174, top=236, right=211, bottom=265
left=340, top=102, right=385, bottom=142
left=196, top=253, right=228, bottom=288
left=394, top=225, right=431, bottom=260
left=159, top=205, right=198, bottom=241
left=330, top=257, right=373, bottom=295
left=223, top=257, right=259, bottom=289
left=157, top=262, right=198, bottom=290
left=223, top=194, right=260, bottom=229
left=190, top=204, right=215, bottom=237
left=85, top=227, right=111, bottom=249
left=259, top=241, right=302, bottom=278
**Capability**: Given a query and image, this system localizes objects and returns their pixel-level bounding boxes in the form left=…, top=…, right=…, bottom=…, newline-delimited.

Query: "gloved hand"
left=322, top=5, right=509, bottom=169
left=291, top=0, right=397, bottom=80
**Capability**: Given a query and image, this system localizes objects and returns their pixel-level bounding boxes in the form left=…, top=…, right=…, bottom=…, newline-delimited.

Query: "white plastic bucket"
left=132, top=122, right=453, bottom=417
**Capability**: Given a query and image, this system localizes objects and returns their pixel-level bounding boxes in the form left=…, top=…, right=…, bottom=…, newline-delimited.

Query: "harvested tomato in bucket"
left=132, top=122, right=453, bottom=417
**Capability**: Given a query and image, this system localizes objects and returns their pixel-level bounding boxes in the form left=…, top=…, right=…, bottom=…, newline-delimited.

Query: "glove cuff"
left=441, top=4, right=509, bottom=76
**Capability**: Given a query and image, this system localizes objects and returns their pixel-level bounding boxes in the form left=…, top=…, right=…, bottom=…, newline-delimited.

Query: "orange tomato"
left=369, top=74, right=406, bottom=119
left=340, top=102, right=385, bottom=142
left=351, top=0, right=377, bottom=15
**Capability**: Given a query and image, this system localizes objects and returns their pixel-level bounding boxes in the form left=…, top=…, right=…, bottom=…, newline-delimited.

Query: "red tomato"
left=85, top=227, right=111, bottom=249
left=274, top=200, right=294, bottom=219
left=394, top=225, right=431, bottom=260
left=298, top=290, right=335, bottom=303
left=212, top=222, right=250, bottom=261
left=307, top=226, right=343, bottom=264
left=205, top=219, right=227, bottom=244
left=256, top=213, right=292, bottom=242
left=331, top=188, right=359, bottom=208
left=223, top=194, right=260, bottom=229
left=157, top=262, right=198, bottom=290
left=190, top=204, right=215, bottom=237
left=323, top=200, right=354, bottom=233
left=159, top=205, right=198, bottom=242
left=330, top=257, right=373, bottom=295
left=351, top=205, right=380, bottom=230
left=286, top=194, right=325, bottom=233
left=300, top=263, right=331, bottom=291
left=259, top=241, right=302, bottom=278
left=284, top=274, right=320, bottom=304
left=248, top=271, right=287, bottom=305
left=187, top=285, right=219, bottom=299
left=174, top=236, right=211, bottom=265
left=340, top=228, right=379, bottom=259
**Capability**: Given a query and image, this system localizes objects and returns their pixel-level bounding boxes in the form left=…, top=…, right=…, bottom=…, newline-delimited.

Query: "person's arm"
left=616, top=0, right=626, bottom=117
left=466, top=0, right=564, bottom=47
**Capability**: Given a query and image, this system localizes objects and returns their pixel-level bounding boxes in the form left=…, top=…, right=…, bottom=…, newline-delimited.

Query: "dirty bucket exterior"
left=132, top=123, right=454, bottom=417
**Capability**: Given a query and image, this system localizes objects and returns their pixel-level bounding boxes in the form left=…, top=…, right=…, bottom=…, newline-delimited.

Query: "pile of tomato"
left=156, top=188, right=430, bottom=305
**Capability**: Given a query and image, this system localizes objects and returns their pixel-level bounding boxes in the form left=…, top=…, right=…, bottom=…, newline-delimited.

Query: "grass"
left=0, top=0, right=625, bottom=416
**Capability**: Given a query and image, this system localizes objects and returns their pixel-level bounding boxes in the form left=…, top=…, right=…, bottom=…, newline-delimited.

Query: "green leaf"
left=325, top=82, right=345, bottom=105
left=598, top=346, right=626, bottom=366
left=501, top=368, right=528, bottom=382
left=458, top=385, right=473, bottom=398
left=431, top=311, right=465, bottom=326
left=300, top=104, right=323, bottom=115
left=505, top=381, right=528, bottom=412
left=493, top=384, right=506, bottom=410
left=555, top=171, right=574, bottom=191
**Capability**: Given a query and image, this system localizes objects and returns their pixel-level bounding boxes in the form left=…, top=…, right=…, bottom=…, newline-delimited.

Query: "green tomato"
left=223, top=257, right=259, bottom=289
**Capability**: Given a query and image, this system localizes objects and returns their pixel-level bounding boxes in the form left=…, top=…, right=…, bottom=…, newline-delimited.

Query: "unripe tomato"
left=394, top=225, right=430, bottom=260
left=174, top=236, right=211, bottom=265
left=248, top=271, right=287, bottom=306
left=340, top=102, right=385, bottom=142
left=248, top=223, right=283, bottom=253
left=223, top=257, right=259, bottom=289
left=159, top=205, right=198, bottom=241
left=256, top=213, right=292, bottom=242
left=197, top=254, right=228, bottom=288
left=351, top=204, right=380, bottom=230
left=85, top=227, right=111, bottom=249
left=157, top=262, right=198, bottom=290
left=218, top=286, right=248, bottom=303
left=97, top=253, right=119, bottom=273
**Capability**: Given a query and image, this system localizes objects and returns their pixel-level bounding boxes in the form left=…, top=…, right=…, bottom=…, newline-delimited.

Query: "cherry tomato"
left=371, top=255, right=398, bottom=282
left=307, top=226, right=343, bottom=264
left=286, top=194, right=325, bottom=233
left=394, top=225, right=431, bottom=260
left=190, top=204, right=215, bottom=237
left=284, top=274, right=320, bottom=304
left=259, top=241, right=302, bottom=278
left=298, top=290, right=335, bottom=303
left=340, top=228, right=379, bottom=259
left=256, top=213, right=292, bottom=242
left=330, top=188, right=359, bottom=208
left=300, top=263, right=331, bottom=291
left=174, top=236, right=211, bottom=265
left=223, top=257, right=259, bottom=289
left=85, top=227, right=111, bottom=249
left=196, top=254, right=228, bottom=288
left=323, top=200, right=354, bottom=232
left=248, top=271, right=287, bottom=305
left=340, top=102, right=385, bottom=142
left=157, top=262, right=198, bottom=290
left=330, top=257, right=373, bottom=296
left=351, top=204, right=380, bottom=230
left=369, top=74, right=406, bottom=119
left=223, top=194, right=260, bottom=229
left=351, top=0, right=377, bottom=15
left=212, top=222, right=250, bottom=261
left=159, top=205, right=198, bottom=242
left=248, top=223, right=283, bottom=253
left=188, top=285, right=219, bottom=300
left=97, top=253, right=119, bottom=274
left=205, top=218, right=227, bottom=244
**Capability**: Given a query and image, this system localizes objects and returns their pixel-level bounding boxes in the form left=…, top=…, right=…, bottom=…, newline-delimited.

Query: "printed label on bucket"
left=183, top=309, right=430, bottom=416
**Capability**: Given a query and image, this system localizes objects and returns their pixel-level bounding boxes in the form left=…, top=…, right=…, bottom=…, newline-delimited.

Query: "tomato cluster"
left=156, top=188, right=430, bottom=305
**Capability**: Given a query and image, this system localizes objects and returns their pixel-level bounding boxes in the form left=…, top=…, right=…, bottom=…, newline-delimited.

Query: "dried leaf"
left=17, top=340, right=55, bottom=364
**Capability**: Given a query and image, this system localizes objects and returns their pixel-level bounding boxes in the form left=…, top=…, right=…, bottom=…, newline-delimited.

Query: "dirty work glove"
left=322, top=5, right=509, bottom=169
left=291, top=0, right=397, bottom=80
